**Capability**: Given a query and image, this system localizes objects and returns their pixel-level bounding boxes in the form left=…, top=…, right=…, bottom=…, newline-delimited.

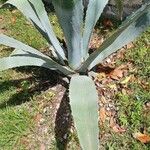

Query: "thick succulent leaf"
left=82, top=0, right=109, bottom=59
left=28, top=0, right=66, bottom=61
left=6, top=0, right=66, bottom=61
left=69, top=75, right=99, bottom=150
left=6, top=0, right=45, bottom=32
left=0, top=34, right=73, bottom=75
left=0, top=56, right=55, bottom=71
left=11, top=50, right=74, bottom=75
left=79, top=2, right=150, bottom=72
left=0, top=34, right=49, bottom=59
left=52, top=0, right=83, bottom=69
left=0, top=55, right=73, bottom=75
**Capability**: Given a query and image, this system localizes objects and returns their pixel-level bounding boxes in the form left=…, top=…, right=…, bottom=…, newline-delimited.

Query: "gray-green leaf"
left=0, top=34, right=49, bottom=59
left=6, top=0, right=66, bottom=61
left=0, top=34, right=73, bottom=75
left=80, top=2, right=150, bottom=71
left=82, top=0, right=109, bottom=59
left=69, top=75, right=99, bottom=150
left=28, top=0, right=66, bottom=61
left=52, top=0, right=83, bottom=69
left=0, top=55, right=73, bottom=75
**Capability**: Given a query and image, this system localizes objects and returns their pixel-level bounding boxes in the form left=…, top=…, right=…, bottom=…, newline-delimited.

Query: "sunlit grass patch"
left=0, top=107, right=34, bottom=149
left=125, top=29, right=150, bottom=78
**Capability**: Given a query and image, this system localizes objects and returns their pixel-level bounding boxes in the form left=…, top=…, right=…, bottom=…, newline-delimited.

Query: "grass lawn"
left=0, top=2, right=150, bottom=150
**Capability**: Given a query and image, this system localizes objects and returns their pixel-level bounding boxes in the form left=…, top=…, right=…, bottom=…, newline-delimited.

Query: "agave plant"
left=0, top=0, right=150, bottom=149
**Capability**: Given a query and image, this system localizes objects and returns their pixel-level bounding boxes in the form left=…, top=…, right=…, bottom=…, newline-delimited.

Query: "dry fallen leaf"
left=99, top=107, right=107, bottom=124
left=125, top=42, right=135, bottom=49
left=34, top=113, right=42, bottom=125
left=116, top=48, right=126, bottom=59
left=108, top=64, right=129, bottom=80
left=102, top=18, right=113, bottom=28
left=110, top=117, right=126, bottom=133
left=40, top=143, right=46, bottom=150
left=89, top=33, right=104, bottom=49
left=11, top=16, right=16, bottom=24
left=133, top=132, right=150, bottom=143
left=111, top=124, right=126, bottom=133
left=109, top=68, right=124, bottom=80
left=100, top=95, right=107, bottom=104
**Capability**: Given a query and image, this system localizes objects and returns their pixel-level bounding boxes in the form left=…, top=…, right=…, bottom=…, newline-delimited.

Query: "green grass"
left=0, top=6, right=63, bottom=49
left=116, top=90, right=150, bottom=129
left=102, top=82, right=150, bottom=150
left=107, top=29, right=150, bottom=150
left=0, top=0, right=6, bottom=4
left=0, top=5, right=61, bottom=149
left=125, top=29, right=150, bottom=78
left=0, top=8, right=47, bottom=52
left=0, top=107, right=34, bottom=150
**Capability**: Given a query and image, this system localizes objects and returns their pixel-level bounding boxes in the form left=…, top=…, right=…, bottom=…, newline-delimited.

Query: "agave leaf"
left=5, top=0, right=45, bottom=33
left=82, top=0, right=109, bottom=59
left=69, top=75, right=99, bottom=150
left=11, top=49, right=74, bottom=75
left=52, top=0, right=83, bottom=69
left=0, top=55, right=73, bottom=75
left=0, top=34, right=73, bottom=75
left=6, top=0, right=66, bottom=61
left=0, top=34, right=49, bottom=59
left=28, top=0, right=66, bottom=61
left=0, top=56, right=55, bottom=71
left=79, top=2, right=150, bottom=72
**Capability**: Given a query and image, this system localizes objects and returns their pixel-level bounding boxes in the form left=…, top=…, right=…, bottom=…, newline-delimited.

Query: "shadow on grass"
left=0, top=68, right=59, bottom=108
left=0, top=78, right=26, bottom=93
left=55, top=91, right=72, bottom=150
left=0, top=67, right=73, bottom=149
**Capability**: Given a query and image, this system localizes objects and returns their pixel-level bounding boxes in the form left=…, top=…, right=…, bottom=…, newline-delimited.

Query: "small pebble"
left=40, top=118, right=45, bottom=124
left=43, top=107, right=48, bottom=113
left=108, top=104, right=114, bottom=108
left=106, top=107, right=110, bottom=111
left=63, top=134, right=67, bottom=139
left=116, top=107, right=119, bottom=111
left=99, top=103, right=103, bottom=107
left=56, top=103, right=60, bottom=110
left=146, top=102, right=150, bottom=108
